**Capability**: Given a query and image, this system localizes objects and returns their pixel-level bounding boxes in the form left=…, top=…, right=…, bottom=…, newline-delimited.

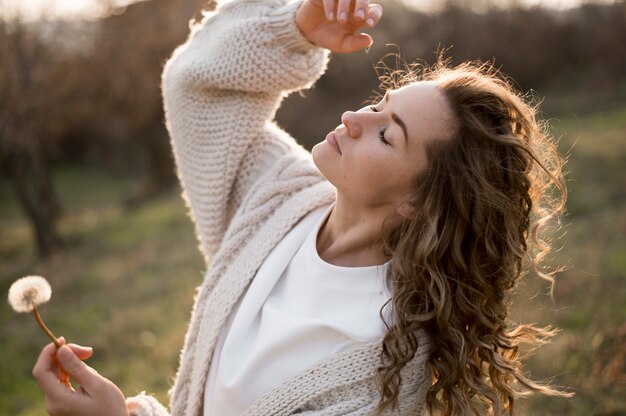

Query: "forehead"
left=388, top=81, right=455, bottom=144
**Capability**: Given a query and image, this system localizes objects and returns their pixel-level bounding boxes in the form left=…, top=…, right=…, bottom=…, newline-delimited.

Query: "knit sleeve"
left=162, top=0, right=328, bottom=264
left=126, top=392, right=170, bottom=416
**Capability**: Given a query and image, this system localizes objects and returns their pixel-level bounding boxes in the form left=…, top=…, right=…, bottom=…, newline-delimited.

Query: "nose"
left=341, top=111, right=362, bottom=138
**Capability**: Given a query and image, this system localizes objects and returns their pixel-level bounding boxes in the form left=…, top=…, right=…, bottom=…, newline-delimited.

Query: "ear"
left=396, top=201, right=416, bottom=220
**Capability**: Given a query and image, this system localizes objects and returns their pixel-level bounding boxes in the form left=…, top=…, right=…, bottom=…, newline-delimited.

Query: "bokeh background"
left=1, top=0, right=625, bottom=414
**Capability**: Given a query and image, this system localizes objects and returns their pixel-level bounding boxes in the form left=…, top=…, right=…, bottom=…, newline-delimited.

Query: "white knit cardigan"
left=126, top=0, right=431, bottom=415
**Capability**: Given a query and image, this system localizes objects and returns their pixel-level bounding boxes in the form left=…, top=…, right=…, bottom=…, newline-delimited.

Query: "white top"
left=126, top=0, right=431, bottom=413
left=203, top=204, right=391, bottom=415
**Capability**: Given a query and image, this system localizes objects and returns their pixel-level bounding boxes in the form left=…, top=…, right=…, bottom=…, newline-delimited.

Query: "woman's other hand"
left=32, top=340, right=129, bottom=416
left=296, top=0, right=383, bottom=53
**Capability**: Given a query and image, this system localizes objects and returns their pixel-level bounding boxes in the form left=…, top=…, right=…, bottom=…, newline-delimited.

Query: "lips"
left=326, top=131, right=342, bottom=155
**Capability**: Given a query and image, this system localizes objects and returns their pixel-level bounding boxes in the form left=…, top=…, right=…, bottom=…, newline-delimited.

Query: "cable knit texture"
left=125, top=0, right=431, bottom=414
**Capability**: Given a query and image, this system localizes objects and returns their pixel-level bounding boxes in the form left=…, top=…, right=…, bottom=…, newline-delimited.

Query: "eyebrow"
left=385, top=93, right=409, bottom=145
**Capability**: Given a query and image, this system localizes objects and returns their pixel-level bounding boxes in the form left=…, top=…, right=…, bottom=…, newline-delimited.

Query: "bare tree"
left=93, top=0, right=209, bottom=206
left=0, top=14, right=62, bottom=257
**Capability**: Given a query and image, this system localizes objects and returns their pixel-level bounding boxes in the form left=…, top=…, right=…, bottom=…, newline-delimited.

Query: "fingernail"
left=366, top=18, right=374, bottom=26
left=327, top=11, right=334, bottom=20
left=340, top=11, right=347, bottom=22
left=356, top=9, right=365, bottom=19
left=75, top=344, right=93, bottom=351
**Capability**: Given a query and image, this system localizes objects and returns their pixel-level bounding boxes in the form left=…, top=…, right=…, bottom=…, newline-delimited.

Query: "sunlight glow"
left=403, top=0, right=617, bottom=13
left=0, top=0, right=140, bottom=21
left=0, top=0, right=619, bottom=21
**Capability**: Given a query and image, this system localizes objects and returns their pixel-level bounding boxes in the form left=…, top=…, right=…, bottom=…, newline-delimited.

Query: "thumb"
left=56, top=345, right=101, bottom=391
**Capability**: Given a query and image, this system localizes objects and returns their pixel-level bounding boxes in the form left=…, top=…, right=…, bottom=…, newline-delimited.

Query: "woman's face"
left=312, top=81, right=455, bottom=212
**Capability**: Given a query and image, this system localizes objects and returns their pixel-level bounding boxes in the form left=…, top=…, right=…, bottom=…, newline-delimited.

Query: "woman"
left=32, top=0, right=568, bottom=414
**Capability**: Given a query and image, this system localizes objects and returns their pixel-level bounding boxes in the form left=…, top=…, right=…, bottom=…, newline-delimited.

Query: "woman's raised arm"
left=162, top=0, right=329, bottom=264
left=162, top=0, right=382, bottom=265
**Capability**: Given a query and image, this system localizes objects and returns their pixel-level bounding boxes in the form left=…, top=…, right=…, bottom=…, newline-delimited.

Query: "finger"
left=52, top=353, right=72, bottom=389
left=353, top=0, right=369, bottom=20
left=68, top=343, right=94, bottom=360
left=365, top=3, right=383, bottom=28
left=52, top=337, right=72, bottom=388
left=341, top=33, right=373, bottom=53
left=54, top=345, right=92, bottom=390
left=55, top=344, right=93, bottom=387
left=33, top=342, right=72, bottom=400
left=336, top=0, right=352, bottom=23
left=33, top=341, right=60, bottom=382
left=54, top=343, right=93, bottom=386
left=322, top=0, right=335, bottom=20
left=56, top=344, right=102, bottom=392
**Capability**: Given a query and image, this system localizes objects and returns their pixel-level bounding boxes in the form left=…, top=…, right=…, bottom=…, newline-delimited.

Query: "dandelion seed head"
left=8, top=275, right=52, bottom=313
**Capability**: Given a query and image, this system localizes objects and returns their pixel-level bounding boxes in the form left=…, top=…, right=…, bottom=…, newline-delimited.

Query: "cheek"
left=313, top=143, right=420, bottom=205
left=346, top=152, right=414, bottom=203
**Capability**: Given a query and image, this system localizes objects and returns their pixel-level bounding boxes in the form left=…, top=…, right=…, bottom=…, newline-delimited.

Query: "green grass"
left=1, top=100, right=625, bottom=415
left=0, top=165, right=204, bottom=415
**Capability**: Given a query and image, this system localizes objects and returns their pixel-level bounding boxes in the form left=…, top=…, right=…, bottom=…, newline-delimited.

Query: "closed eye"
left=370, top=106, right=391, bottom=146
left=378, top=129, right=390, bottom=145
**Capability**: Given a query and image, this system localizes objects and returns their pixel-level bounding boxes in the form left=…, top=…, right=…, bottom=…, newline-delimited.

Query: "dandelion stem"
left=33, top=307, right=61, bottom=348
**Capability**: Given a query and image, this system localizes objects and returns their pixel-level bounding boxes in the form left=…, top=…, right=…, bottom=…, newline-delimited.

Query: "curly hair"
left=373, top=58, right=569, bottom=415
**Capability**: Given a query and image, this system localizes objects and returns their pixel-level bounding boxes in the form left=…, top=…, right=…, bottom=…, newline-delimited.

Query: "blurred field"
left=0, top=170, right=204, bottom=414
left=1, top=99, right=625, bottom=414
left=512, top=100, right=626, bottom=415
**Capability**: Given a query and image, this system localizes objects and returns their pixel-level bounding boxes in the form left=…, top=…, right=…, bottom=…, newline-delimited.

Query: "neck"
left=317, top=193, right=397, bottom=267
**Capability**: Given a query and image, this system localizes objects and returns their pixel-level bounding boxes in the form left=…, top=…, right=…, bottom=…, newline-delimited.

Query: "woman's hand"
left=296, top=0, right=383, bottom=53
left=32, top=339, right=129, bottom=416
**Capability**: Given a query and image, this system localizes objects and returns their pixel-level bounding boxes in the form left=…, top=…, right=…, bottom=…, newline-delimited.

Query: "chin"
left=311, top=143, right=337, bottom=185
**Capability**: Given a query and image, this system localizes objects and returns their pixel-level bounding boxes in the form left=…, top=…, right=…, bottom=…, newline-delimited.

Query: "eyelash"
left=369, top=106, right=391, bottom=146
